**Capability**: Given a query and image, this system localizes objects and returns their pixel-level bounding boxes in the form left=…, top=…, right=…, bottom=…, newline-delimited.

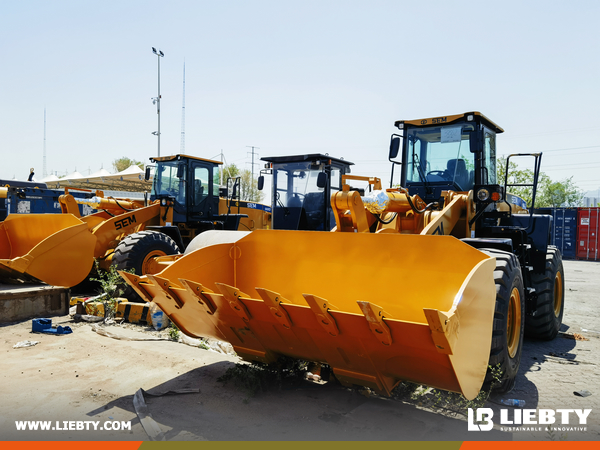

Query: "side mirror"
left=144, top=166, right=151, bottom=181
left=389, top=136, right=401, bottom=159
left=469, top=130, right=483, bottom=153
left=257, top=175, right=264, bottom=191
left=176, top=164, right=185, bottom=178
left=316, top=172, right=327, bottom=188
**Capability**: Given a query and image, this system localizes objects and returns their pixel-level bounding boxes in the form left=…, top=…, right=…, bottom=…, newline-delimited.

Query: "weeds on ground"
left=546, top=428, right=568, bottom=441
left=89, top=262, right=134, bottom=322
left=198, top=338, right=210, bottom=350
left=168, top=322, right=180, bottom=341
left=392, top=364, right=504, bottom=416
left=218, top=357, right=308, bottom=401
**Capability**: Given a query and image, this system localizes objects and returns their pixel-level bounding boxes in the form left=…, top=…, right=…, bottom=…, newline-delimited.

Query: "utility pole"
left=219, top=150, right=225, bottom=185
left=246, top=146, right=260, bottom=183
left=151, top=47, right=164, bottom=157
left=246, top=146, right=260, bottom=202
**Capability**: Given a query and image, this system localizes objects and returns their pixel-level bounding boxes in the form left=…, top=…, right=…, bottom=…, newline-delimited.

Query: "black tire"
left=112, top=231, right=180, bottom=301
left=525, top=247, right=564, bottom=340
left=481, top=249, right=525, bottom=393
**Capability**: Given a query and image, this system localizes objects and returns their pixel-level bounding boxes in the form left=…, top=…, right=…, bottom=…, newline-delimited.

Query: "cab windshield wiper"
left=414, top=154, right=433, bottom=194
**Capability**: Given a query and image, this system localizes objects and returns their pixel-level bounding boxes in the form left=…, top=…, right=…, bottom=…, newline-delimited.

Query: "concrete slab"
left=0, top=284, right=70, bottom=323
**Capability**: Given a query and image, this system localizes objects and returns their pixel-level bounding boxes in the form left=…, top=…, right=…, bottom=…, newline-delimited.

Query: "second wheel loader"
left=120, top=112, right=564, bottom=400
left=0, top=154, right=272, bottom=288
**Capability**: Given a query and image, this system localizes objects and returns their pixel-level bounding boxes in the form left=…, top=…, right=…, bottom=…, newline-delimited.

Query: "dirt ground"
left=1, top=260, right=599, bottom=442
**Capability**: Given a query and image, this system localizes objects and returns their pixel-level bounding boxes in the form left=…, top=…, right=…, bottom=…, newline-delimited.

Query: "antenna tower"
left=180, top=60, right=186, bottom=153
left=43, top=108, right=47, bottom=178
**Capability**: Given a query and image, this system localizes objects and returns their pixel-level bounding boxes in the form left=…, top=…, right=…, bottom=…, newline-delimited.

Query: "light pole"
left=152, top=47, right=164, bottom=157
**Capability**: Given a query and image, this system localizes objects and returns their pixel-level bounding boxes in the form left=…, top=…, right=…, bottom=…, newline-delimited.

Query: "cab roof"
left=394, top=112, right=504, bottom=134
left=261, top=154, right=353, bottom=166
left=150, top=154, right=223, bottom=165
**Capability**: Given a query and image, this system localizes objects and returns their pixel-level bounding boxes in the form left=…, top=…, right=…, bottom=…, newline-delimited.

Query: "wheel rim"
left=142, top=250, right=168, bottom=275
left=507, top=287, right=522, bottom=359
left=553, top=271, right=563, bottom=317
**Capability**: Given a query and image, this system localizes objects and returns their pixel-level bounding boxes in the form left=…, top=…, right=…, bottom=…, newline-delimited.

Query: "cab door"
left=188, top=162, right=217, bottom=219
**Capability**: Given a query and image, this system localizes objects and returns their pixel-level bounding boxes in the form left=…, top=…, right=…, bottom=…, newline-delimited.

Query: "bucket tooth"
left=303, top=294, right=339, bottom=336
left=146, top=274, right=185, bottom=309
left=178, top=278, right=217, bottom=315
left=357, top=301, right=393, bottom=346
left=255, top=288, right=293, bottom=329
left=215, top=283, right=252, bottom=322
left=118, top=271, right=153, bottom=303
left=424, top=308, right=460, bottom=355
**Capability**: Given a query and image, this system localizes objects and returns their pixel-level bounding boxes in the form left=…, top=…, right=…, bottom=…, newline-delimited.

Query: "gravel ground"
left=1, top=259, right=598, bottom=442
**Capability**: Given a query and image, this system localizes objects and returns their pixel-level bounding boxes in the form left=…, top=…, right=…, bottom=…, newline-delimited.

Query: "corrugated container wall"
left=577, top=207, right=600, bottom=261
left=534, top=207, right=578, bottom=259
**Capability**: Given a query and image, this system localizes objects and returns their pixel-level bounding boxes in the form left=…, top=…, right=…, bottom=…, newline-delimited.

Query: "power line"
left=502, top=126, right=600, bottom=140
left=499, top=145, right=600, bottom=157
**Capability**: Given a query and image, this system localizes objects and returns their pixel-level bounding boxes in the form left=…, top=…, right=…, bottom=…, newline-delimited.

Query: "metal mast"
left=43, top=108, right=47, bottom=178
left=180, top=60, right=186, bottom=153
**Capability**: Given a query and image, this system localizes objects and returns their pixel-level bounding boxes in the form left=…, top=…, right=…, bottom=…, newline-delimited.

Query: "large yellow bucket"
left=0, top=214, right=96, bottom=287
left=121, top=230, right=497, bottom=400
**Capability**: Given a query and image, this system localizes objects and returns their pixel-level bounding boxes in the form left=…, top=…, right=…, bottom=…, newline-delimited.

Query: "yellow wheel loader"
left=0, top=154, right=272, bottom=289
left=119, top=113, right=564, bottom=400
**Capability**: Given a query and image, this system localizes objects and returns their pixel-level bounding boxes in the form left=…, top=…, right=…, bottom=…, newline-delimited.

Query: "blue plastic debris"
left=32, top=318, right=73, bottom=335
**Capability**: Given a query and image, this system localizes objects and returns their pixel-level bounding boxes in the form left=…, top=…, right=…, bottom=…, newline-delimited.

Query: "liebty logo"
left=468, top=408, right=592, bottom=432
left=468, top=408, right=494, bottom=431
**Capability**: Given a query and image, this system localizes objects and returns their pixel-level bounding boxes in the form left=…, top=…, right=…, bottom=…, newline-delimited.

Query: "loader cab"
left=259, top=154, right=353, bottom=231
left=391, top=112, right=503, bottom=205
left=149, top=154, right=221, bottom=224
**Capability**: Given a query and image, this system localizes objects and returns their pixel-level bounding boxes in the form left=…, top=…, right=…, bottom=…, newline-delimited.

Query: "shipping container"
left=533, top=207, right=578, bottom=259
left=577, top=207, right=600, bottom=261
left=1, top=186, right=96, bottom=221
left=1, top=179, right=48, bottom=221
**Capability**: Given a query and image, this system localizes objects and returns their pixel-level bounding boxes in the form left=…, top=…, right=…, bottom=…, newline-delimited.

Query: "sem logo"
left=115, top=215, right=136, bottom=230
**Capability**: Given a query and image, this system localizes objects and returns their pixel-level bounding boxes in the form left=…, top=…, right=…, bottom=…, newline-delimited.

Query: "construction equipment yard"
left=1, top=259, right=598, bottom=442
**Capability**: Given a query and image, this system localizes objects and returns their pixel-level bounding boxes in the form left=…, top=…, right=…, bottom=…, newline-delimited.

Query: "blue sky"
left=1, top=1, right=599, bottom=194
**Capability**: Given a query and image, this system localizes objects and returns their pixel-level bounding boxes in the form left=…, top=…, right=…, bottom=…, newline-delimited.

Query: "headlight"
left=477, top=189, right=490, bottom=201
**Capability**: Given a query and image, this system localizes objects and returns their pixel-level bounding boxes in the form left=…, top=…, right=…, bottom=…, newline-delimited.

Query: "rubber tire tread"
left=112, top=230, right=180, bottom=301
left=525, top=246, right=564, bottom=340
left=481, top=248, right=525, bottom=394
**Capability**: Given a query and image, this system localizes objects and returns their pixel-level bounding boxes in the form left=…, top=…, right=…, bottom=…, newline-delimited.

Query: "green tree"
left=497, top=157, right=582, bottom=208
left=112, top=157, right=144, bottom=173
left=537, top=177, right=583, bottom=207
left=221, top=163, right=264, bottom=202
left=497, top=157, right=539, bottom=206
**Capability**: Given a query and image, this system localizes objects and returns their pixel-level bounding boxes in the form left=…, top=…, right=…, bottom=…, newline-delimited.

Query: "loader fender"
left=121, top=230, right=499, bottom=399
left=184, top=230, right=251, bottom=255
